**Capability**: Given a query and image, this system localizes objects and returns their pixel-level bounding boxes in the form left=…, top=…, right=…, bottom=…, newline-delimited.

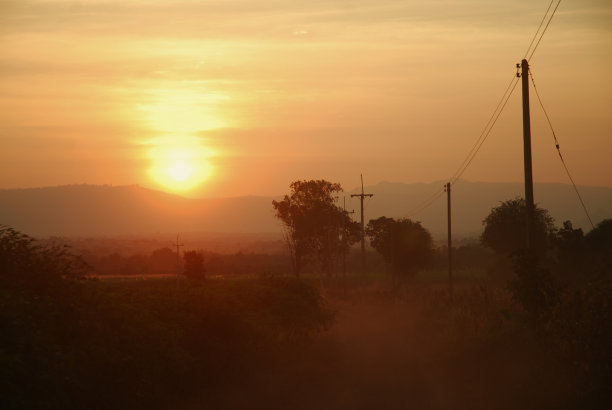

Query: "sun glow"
left=140, top=88, right=228, bottom=133
left=148, top=137, right=214, bottom=192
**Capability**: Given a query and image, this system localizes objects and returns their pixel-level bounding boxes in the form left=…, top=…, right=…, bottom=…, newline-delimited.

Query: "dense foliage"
left=366, top=217, right=434, bottom=284
left=481, top=198, right=555, bottom=255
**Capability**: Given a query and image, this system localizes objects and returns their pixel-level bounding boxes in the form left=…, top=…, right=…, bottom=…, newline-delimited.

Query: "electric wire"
left=405, top=189, right=445, bottom=219
left=450, top=75, right=520, bottom=185
left=406, top=70, right=520, bottom=218
left=524, top=0, right=555, bottom=59
left=404, top=0, right=561, bottom=219
left=527, top=0, right=562, bottom=62
left=448, top=0, right=560, bottom=187
left=528, top=69, right=595, bottom=229
left=448, top=0, right=561, bottom=189
left=449, top=74, right=518, bottom=185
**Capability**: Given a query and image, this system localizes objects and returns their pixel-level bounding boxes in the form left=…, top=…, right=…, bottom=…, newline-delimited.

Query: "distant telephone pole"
left=342, top=196, right=355, bottom=294
left=519, top=59, right=535, bottom=250
left=445, top=182, right=453, bottom=302
left=351, top=175, right=373, bottom=279
left=175, top=233, right=184, bottom=286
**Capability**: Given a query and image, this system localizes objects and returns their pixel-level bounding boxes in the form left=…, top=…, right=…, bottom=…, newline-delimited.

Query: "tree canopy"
left=272, top=180, right=360, bottom=276
left=481, top=198, right=555, bottom=255
left=183, top=250, right=205, bottom=280
left=585, top=218, right=612, bottom=253
left=366, top=217, right=434, bottom=283
left=0, top=225, right=87, bottom=289
left=585, top=218, right=612, bottom=273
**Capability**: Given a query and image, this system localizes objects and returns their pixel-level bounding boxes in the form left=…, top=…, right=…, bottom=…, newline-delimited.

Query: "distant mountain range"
left=1, top=181, right=611, bottom=239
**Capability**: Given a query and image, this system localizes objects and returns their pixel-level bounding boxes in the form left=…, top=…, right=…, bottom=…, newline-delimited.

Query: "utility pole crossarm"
left=342, top=197, right=355, bottom=294
left=351, top=174, right=374, bottom=279
left=175, top=234, right=184, bottom=285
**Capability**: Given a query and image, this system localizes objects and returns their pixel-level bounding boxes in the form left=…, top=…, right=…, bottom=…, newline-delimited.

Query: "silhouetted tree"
left=150, top=247, right=176, bottom=273
left=481, top=198, right=555, bottom=256
left=366, top=217, right=434, bottom=286
left=509, top=250, right=560, bottom=322
left=554, top=220, right=588, bottom=284
left=585, top=218, right=612, bottom=274
left=0, top=225, right=88, bottom=289
left=122, top=253, right=150, bottom=275
left=183, top=250, right=205, bottom=280
left=272, top=180, right=360, bottom=277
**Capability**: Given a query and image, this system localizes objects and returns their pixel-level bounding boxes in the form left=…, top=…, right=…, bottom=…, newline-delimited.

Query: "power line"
left=528, top=68, right=595, bottom=229
left=404, top=71, right=515, bottom=218
left=450, top=75, right=520, bottom=185
left=527, top=0, right=562, bottom=62
left=405, top=188, right=445, bottom=219
left=448, top=0, right=561, bottom=186
left=407, top=70, right=520, bottom=219
left=449, top=75, right=517, bottom=184
left=405, top=0, right=560, bottom=219
left=524, top=0, right=555, bottom=59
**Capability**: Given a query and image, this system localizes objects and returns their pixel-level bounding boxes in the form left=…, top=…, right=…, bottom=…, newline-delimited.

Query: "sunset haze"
left=1, top=0, right=610, bottom=197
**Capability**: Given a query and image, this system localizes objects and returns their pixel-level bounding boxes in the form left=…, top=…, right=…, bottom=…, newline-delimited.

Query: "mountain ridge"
left=1, top=181, right=610, bottom=239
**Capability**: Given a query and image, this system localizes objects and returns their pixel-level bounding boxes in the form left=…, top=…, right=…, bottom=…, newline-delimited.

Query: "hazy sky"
left=1, top=0, right=610, bottom=198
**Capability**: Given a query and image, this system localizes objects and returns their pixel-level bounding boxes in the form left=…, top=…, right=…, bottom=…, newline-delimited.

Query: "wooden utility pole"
left=445, top=182, right=453, bottom=302
left=342, top=196, right=355, bottom=294
left=175, top=233, right=184, bottom=286
left=351, top=175, right=373, bottom=280
left=519, top=59, right=535, bottom=250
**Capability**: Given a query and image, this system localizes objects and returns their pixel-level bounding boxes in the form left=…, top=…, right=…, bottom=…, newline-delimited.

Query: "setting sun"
left=148, top=138, right=214, bottom=192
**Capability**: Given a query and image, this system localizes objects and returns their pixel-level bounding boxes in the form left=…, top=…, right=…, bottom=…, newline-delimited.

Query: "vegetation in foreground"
left=1, top=226, right=332, bottom=409
left=2, top=204, right=611, bottom=409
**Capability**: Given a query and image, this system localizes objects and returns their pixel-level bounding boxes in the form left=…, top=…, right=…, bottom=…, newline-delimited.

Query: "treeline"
left=80, top=247, right=292, bottom=277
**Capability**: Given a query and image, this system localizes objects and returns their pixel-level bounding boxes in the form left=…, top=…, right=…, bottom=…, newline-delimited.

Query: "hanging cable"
left=402, top=0, right=562, bottom=219
left=528, top=68, right=595, bottom=229
left=449, top=74, right=518, bottom=185
left=448, top=0, right=561, bottom=186
left=404, top=188, right=445, bottom=219
left=450, top=75, right=520, bottom=185
left=527, top=0, right=562, bottom=62
left=524, top=0, right=555, bottom=59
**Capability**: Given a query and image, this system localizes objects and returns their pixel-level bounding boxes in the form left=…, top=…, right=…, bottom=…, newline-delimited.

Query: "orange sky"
left=1, top=0, right=610, bottom=198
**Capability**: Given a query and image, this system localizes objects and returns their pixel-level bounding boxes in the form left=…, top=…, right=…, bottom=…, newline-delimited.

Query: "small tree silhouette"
left=366, top=217, right=434, bottom=287
left=272, top=179, right=360, bottom=277
left=183, top=250, right=205, bottom=281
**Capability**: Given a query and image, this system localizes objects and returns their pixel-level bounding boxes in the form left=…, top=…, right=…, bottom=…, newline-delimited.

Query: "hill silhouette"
left=0, top=185, right=280, bottom=237
left=1, top=181, right=610, bottom=238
